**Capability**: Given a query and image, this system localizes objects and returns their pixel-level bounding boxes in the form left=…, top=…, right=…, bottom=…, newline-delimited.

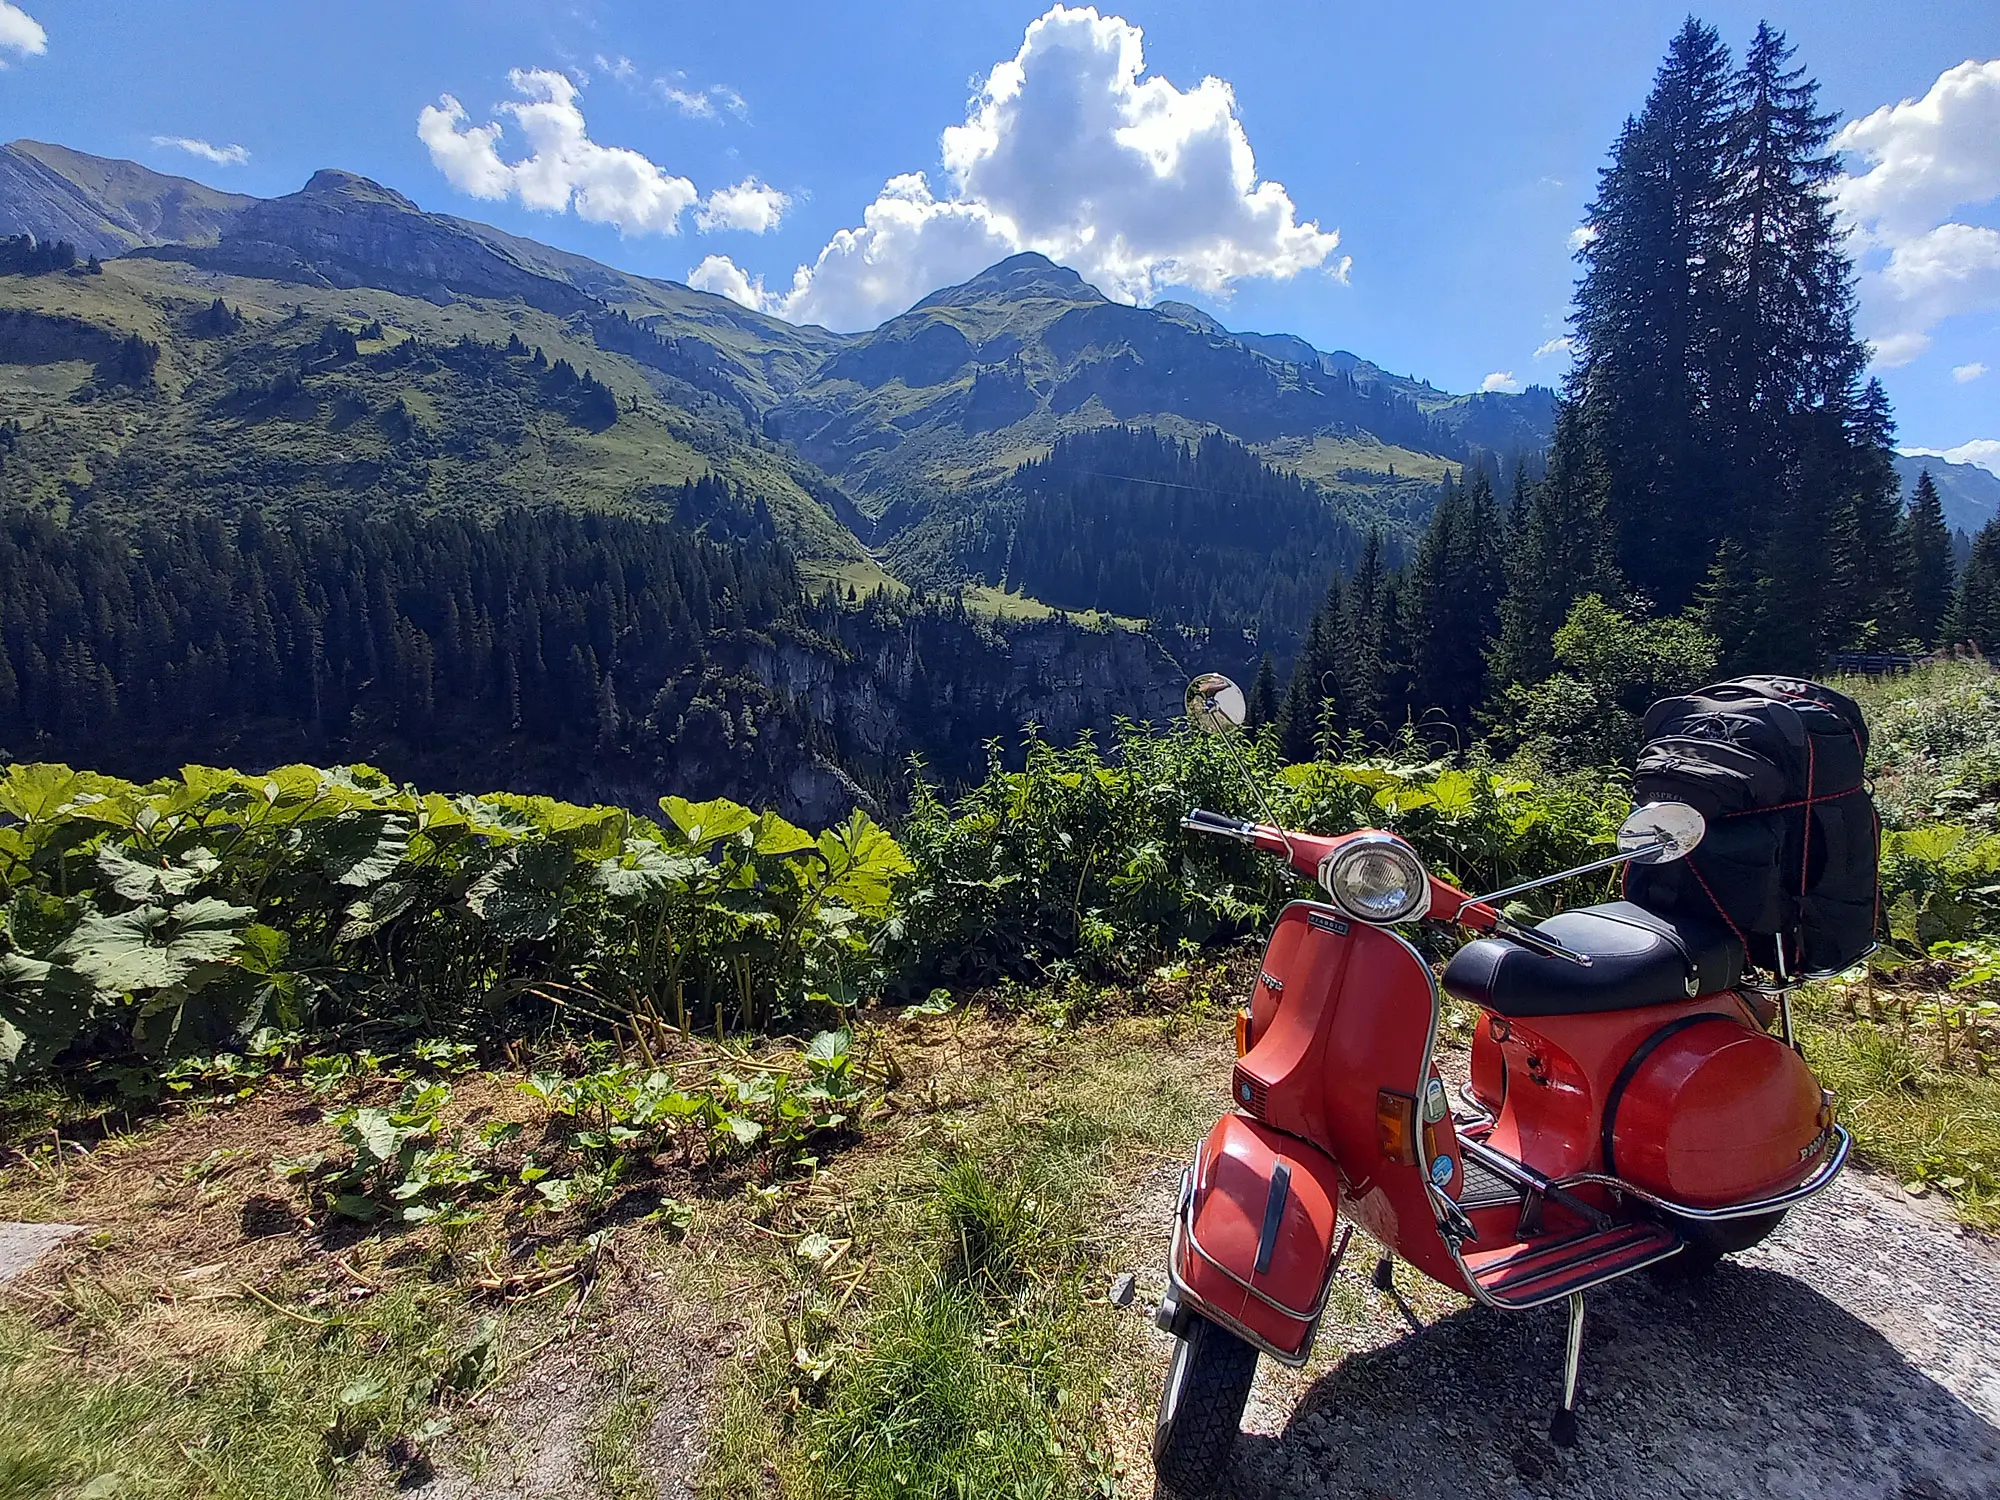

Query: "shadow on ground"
left=1231, top=1262, right=1999, bottom=1500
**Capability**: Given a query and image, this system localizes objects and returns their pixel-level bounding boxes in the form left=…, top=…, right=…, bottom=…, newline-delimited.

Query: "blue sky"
left=2, top=1, right=1994, bottom=459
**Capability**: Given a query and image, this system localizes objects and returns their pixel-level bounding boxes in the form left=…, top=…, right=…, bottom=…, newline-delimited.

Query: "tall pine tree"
left=1486, top=406, right=1621, bottom=697
left=1901, top=470, right=1954, bottom=648
left=1279, top=574, right=1349, bottom=761
left=1403, top=472, right=1505, bottom=732
left=1948, top=520, right=2000, bottom=655
left=1570, top=18, right=1736, bottom=611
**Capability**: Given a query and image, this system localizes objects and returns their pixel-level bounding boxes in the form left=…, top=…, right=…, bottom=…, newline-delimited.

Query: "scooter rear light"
left=1375, top=1089, right=1416, bottom=1165
left=1232, top=1065, right=1269, bottom=1117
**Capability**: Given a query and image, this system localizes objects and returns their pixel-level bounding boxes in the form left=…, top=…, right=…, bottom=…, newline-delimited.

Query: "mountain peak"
left=1153, top=299, right=1227, bottom=334
left=295, top=169, right=420, bottom=210
left=911, top=252, right=1102, bottom=312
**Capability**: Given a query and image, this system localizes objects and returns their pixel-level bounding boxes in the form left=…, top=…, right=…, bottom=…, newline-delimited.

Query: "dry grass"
left=1798, top=966, right=2000, bottom=1230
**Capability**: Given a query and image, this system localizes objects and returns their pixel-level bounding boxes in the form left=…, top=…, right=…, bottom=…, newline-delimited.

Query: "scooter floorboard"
left=1466, top=1221, right=1682, bottom=1307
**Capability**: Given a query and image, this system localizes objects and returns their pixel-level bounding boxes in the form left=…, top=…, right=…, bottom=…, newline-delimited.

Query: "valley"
left=0, top=144, right=1549, bottom=814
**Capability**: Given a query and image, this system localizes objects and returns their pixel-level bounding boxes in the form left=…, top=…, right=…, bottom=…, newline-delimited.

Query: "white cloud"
left=0, top=2, right=44, bottom=61
left=1865, top=221, right=2000, bottom=366
left=658, top=84, right=715, bottom=118
left=695, top=178, right=789, bottom=234
left=1480, top=371, right=1523, bottom=394
left=1957, top=362, right=1988, bottom=383
left=419, top=69, right=700, bottom=235
left=1901, top=439, right=2000, bottom=479
left=1568, top=224, right=1597, bottom=251
left=688, top=253, right=769, bottom=309
left=1836, top=60, right=2000, bottom=236
left=1533, top=336, right=1574, bottom=360
left=764, top=5, right=1341, bottom=331
left=151, top=136, right=250, bottom=166
left=656, top=79, right=747, bottom=120
left=1835, top=59, right=2000, bottom=368
left=595, top=54, right=637, bottom=83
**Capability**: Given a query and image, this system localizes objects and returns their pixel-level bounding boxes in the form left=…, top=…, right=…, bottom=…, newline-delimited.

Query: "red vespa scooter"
left=1150, top=675, right=1852, bottom=1499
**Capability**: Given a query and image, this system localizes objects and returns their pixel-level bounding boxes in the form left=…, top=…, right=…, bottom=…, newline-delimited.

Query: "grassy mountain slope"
left=766, top=253, right=1553, bottom=561
left=0, top=143, right=1565, bottom=622
left=0, top=256, right=869, bottom=563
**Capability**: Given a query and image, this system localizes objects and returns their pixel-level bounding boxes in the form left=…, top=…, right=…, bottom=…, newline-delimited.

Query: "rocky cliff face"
left=351, top=611, right=1191, bottom=828
left=756, top=611, right=1187, bottom=785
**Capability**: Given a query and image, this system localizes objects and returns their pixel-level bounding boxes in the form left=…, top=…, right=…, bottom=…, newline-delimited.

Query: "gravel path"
left=1141, top=1172, right=2000, bottom=1498
left=0, top=1221, right=82, bottom=1284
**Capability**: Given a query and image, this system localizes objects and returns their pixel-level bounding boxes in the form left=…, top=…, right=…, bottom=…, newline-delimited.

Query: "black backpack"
left=1625, top=675, right=1878, bottom=978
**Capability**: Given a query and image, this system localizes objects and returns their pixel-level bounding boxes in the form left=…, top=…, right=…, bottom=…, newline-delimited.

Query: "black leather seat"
left=1441, top=901, right=1743, bottom=1018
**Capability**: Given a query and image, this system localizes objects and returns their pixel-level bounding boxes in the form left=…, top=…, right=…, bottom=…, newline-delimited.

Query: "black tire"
left=1654, top=1209, right=1788, bottom=1281
left=1153, top=1313, right=1260, bottom=1500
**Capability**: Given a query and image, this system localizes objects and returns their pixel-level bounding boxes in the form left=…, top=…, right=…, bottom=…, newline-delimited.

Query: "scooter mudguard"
left=1169, top=1112, right=1343, bottom=1362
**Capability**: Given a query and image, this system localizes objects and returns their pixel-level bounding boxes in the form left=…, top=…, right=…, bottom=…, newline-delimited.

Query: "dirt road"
left=1128, top=1171, right=2000, bottom=1499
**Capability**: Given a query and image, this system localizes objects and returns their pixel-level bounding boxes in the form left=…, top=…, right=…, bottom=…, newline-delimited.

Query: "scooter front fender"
left=1162, top=1112, right=1346, bottom=1363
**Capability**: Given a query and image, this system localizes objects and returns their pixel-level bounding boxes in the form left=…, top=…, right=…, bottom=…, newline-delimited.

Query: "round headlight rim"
left=1318, top=833, right=1431, bottom=925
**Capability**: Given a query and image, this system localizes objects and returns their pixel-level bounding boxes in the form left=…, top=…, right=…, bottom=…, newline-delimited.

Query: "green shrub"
left=0, top=763, right=906, bottom=1084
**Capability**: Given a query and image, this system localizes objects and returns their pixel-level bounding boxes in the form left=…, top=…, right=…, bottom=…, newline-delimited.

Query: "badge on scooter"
left=1429, top=1155, right=1455, bottom=1188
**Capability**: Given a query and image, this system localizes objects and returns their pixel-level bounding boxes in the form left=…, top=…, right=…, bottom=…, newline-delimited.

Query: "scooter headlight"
left=1320, top=835, right=1431, bottom=924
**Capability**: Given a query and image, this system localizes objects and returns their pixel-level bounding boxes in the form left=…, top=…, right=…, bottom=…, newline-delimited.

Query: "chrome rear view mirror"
left=1186, top=673, right=1246, bottom=736
left=1618, top=802, right=1706, bottom=864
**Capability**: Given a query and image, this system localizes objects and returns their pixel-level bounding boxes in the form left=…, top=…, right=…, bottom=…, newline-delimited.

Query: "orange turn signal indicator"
left=1235, top=1007, right=1252, bottom=1057
left=1375, top=1089, right=1416, bottom=1165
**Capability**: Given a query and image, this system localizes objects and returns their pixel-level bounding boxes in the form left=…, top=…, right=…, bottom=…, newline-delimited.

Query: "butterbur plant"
left=307, top=1080, right=505, bottom=1225
left=0, top=761, right=911, bottom=1088
left=521, top=1030, right=866, bottom=1177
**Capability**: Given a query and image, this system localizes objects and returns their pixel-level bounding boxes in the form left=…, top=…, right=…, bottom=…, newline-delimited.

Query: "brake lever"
left=1493, top=916, right=1593, bottom=967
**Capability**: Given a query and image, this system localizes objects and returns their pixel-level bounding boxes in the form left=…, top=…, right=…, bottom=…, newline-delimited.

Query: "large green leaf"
left=54, top=898, right=255, bottom=996
left=659, top=796, right=757, bottom=851
left=0, top=765, right=132, bottom=824
left=593, top=842, right=704, bottom=901
left=484, top=794, right=627, bottom=860
left=749, top=811, right=816, bottom=857
left=95, top=843, right=219, bottom=903
left=336, top=881, right=421, bottom=943
left=465, top=841, right=575, bottom=941
left=0, top=952, right=96, bottom=1079
left=306, top=813, right=413, bottom=888
left=817, top=811, right=912, bottom=916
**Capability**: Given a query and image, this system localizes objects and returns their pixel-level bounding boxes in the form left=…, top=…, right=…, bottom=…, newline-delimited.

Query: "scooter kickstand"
left=1550, top=1292, right=1584, bottom=1448
left=1372, top=1253, right=1394, bottom=1292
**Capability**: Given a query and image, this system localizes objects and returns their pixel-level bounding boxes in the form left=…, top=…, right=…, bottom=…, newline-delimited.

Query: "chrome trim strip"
left=1460, top=1138, right=1611, bottom=1229
left=1555, top=1124, right=1851, bottom=1222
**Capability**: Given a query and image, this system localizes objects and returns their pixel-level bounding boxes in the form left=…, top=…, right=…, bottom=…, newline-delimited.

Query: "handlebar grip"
left=1182, top=808, right=1256, bottom=840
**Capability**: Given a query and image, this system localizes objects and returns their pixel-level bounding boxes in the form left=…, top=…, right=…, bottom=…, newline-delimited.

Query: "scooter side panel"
left=1484, top=993, right=1766, bottom=1182
left=1176, top=1113, right=1343, bottom=1359
left=1609, top=1016, right=1831, bottom=1204
left=1233, top=904, right=1466, bottom=1293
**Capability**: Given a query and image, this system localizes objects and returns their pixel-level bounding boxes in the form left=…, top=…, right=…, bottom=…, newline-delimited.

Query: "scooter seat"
left=1441, top=901, right=1743, bottom=1018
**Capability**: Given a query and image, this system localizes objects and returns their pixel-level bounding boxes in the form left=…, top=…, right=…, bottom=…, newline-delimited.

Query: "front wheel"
left=1153, top=1313, right=1259, bottom=1500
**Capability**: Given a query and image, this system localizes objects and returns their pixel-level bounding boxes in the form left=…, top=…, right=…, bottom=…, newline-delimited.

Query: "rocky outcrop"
left=135, top=171, right=596, bottom=315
